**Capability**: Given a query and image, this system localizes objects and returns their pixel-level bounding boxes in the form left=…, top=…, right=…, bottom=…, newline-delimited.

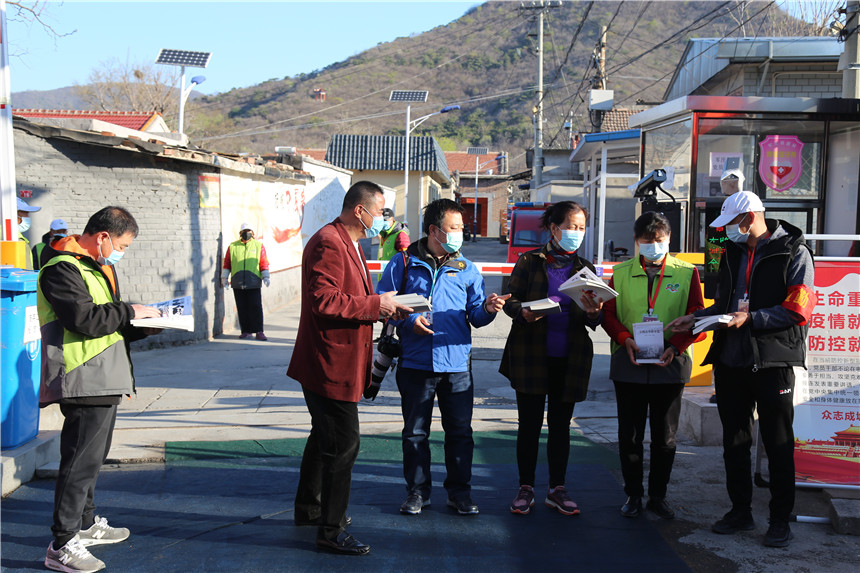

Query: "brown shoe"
left=255, top=332, right=268, bottom=341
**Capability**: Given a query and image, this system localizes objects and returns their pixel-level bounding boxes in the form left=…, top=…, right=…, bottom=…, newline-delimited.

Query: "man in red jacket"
left=287, top=181, right=410, bottom=555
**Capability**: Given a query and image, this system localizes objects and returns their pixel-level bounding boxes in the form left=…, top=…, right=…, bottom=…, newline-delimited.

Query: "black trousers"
left=233, top=287, right=263, bottom=333
left=715, top=365, right=795, bottom=522
left=515, top=357, right=576, bottom=489
left=295, top=388, right=359, bottom=541
left=613, top=381, right=684, bottom=499
left=52, top=404, right=117, bottom=546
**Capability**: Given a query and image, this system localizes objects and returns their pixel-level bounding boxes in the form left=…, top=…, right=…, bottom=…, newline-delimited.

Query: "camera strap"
left=397, top=251, right=409, bottom=295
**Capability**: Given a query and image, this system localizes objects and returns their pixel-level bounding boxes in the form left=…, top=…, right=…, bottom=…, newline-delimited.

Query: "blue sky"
left=8, top=0, right=478, bottom=95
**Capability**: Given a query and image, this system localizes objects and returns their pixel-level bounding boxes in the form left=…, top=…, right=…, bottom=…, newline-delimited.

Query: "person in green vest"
left=38, top=206, right=162, bottom=573
left=221, top=222, right=271, bottom=340
left=601, top=211, right=705, bottom=521
left=16, top=197, right=40, bottom=269
left=377, top=207, right=410, bottom=260
left=32, top=218, right=69, bottom=270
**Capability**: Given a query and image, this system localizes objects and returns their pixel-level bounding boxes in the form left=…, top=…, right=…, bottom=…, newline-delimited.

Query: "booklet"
left=392, top=293, right=431, bottom=313
left=522, top=298, right=562, bottom=315
left=559, top=266, right=619, bottom=311
left=693, top=314, right=733, bottom=335
left=632, top=321, right=664, bottom=364
left=130, top=295, right=195, bottom=331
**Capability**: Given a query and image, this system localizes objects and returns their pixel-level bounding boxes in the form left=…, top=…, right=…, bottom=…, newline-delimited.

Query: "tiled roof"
left=444, top=151, right=506, bottom=175
left=12, top=109, right=162, bottom=131
left=598, top=109, right=635, bottom=133
left=326, top=135, right=449, bottom=180
left=297, top=148, right=327, bottom=161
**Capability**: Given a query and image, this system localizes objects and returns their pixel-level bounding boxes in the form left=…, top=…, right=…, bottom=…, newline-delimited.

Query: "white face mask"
left=638, top=240, right=669, bottom=262
left=726, top=214, right=750, bottom=243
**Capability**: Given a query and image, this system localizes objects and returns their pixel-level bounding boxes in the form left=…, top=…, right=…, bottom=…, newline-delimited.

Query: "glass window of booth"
left=694, top=115, right=825, bottom=203
left=642, top=118, right=692, bottom=199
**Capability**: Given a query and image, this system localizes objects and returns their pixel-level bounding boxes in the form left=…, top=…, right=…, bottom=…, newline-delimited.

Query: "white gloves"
left=262, top=270, right=271, bottom=288
left=221, top=269, right=231, bottom=289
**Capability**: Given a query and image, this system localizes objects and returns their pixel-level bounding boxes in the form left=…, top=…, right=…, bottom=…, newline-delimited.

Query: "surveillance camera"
left=630, top=169, right=667, bottom=198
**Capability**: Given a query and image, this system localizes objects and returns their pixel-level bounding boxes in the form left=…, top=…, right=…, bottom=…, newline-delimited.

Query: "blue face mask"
left=18, top=217, right=31, bottom=233
left=97, top=234, right=125, bottom=266
left=638, top=240, right=670, bottom=262
left=360, top=207, right=386, bottom=239
left=556, top=229, right=584, bottom=252
left=726, top=214, right=750, bottom=243
left=435, top=229, right=463, bottom=253
left=383, top=219, right=395, bottom=232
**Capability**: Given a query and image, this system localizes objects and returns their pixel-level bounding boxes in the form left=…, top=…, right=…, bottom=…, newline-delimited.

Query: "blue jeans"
left=396, top=366, right=474, bottom=500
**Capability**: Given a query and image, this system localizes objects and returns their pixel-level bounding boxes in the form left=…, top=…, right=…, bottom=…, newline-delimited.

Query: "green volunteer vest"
left=229, top=239, right=263, bottom=278
left=33, top=242, right=46, bottom=269
left=379, top=228, right=405, bottom=260
left=610, top=255, right=695, bottom=356
left=37, top=255, right=125, bottom=374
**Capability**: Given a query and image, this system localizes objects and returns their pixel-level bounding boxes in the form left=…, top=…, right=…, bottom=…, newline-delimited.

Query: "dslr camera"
left=365, top=323, right=401, bottom=400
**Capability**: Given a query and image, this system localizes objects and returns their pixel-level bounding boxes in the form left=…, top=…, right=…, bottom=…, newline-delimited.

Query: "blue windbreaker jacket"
left=376, top=239, right=495, bottom=372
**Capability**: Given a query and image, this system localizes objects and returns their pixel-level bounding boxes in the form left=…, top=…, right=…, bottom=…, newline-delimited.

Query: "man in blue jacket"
left=377, top=199, right=509, bottom=516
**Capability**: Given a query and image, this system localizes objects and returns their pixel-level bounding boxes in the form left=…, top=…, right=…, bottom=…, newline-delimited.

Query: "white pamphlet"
left=522, top=298, right=562, bottom=315
left=130, top=295, right=194, bottom=331
left=632, top=320, right=664, bottom=364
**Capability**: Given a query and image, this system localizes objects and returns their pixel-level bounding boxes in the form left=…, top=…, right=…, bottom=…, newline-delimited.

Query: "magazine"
left=130, top=295, right=194, bottom=331
left=693, top=314, right=733, bottom=335
left=392, top=293, right=431, bottom=313
left=632, top=321, right=664, bottom=364
left=521, top=298, right=562, bottom=315
left=559, top=266, right=619, bottom=311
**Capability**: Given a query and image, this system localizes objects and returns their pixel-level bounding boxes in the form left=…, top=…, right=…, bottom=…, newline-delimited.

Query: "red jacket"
left=287, top=219, right=381, bottom=402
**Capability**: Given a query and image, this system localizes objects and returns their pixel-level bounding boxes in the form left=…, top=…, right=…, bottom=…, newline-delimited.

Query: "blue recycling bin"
left=1, top=266, right=42, bottom=449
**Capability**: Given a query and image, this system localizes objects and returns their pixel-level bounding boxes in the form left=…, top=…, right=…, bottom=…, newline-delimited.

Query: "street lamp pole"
left=403, top=103, right=411, bottom=226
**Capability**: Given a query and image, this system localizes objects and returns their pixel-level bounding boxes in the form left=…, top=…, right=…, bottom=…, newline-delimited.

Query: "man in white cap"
left=222, top=222, right=271, bottom=340
left=33, top=218, right=70, bottom=270
left=668, top=191, right=814, bottom=548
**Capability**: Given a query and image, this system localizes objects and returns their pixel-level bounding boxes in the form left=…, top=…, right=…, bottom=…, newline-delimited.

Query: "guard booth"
left=629, top=96, right=860, bottom=291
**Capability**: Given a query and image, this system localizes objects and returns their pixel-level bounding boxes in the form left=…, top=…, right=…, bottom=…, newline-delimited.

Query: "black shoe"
left=400, top=493, right=430, bottom=515
left=764, top=519, right=793, bottom=547
left=295, top=515, right=352, bottom=527
left=712, top=508, right=755, bottom=534
left=621, top=496, right=642, bottom=518
left=447, top=497, right=479, bottom=515
left=316, top=531, right=370, bottom=556
left=646, top=498, right=675, bottom=520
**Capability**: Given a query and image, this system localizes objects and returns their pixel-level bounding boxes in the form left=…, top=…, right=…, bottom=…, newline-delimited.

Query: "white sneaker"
left=77, top=515, right=130, bottom=547
left=45, top=535, right=105, bottom=572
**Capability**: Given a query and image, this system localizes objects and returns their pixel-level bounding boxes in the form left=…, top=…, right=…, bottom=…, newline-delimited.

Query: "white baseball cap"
left=239, top=222, right=253, bottom=232
left=17, top=197, right=40, bottom=212
left=50, top=219, right=69, bottom=231
left=710, top=191, right=764, bottom=228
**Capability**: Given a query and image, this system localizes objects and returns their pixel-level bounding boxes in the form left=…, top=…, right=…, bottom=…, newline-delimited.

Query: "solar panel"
left=156, top=49, right=212, bottom=68
left=467, top=147, right=489, bottom=155
left=389, top=90, right=428, bottom=103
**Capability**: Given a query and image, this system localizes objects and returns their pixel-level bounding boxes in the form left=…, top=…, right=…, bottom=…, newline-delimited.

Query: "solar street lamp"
left=155, top=49, right=212, bottom=134
left=390, top=90, right=459, bottom=230
left=467, top=147, right=489, bottom=242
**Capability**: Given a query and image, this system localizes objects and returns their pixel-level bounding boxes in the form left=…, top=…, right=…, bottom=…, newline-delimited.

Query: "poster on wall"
left=758, top=135, right=804, bottom=192
left=220, top=174, right=306, bottom=272
left=198, top=175, right=220, bottom=209
left=795, top=261, right=860, bottom=487
left=709, top=152, right=743, bottom=178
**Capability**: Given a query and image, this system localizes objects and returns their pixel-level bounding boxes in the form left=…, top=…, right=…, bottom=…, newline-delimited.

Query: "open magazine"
left=693, top=314, right=733, bottom=335
left=559, top=266, right=619, bottom=311
left=130, top=295, right=194, bottom=331
left=522, top=298, right=562, bottom=315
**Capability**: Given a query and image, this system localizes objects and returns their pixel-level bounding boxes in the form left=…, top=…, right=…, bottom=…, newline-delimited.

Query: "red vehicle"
left=506, top=202, right=552, bottom=263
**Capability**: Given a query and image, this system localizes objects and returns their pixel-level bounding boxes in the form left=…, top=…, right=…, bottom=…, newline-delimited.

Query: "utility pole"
left=597, top=26, right=607, bottom=90
left=522, top=1, right=559, bottom=189
left=842, top=1, right=860, bottom=98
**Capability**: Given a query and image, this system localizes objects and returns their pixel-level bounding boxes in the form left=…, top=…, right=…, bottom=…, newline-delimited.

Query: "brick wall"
left=742, top=64, right=841, bottom=98
left=14, top=128, right=302, bottom=349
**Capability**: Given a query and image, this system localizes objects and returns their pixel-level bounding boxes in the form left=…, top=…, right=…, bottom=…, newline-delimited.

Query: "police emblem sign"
left=758, top=135, right=804, bottom=192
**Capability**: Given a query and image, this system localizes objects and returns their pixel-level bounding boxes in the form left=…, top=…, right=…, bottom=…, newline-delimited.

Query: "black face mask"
left=241, top=231, right=253, bottom=241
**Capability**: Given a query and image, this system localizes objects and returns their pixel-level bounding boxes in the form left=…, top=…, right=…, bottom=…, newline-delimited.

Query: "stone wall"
left=14, top=127, right=303, bottom=348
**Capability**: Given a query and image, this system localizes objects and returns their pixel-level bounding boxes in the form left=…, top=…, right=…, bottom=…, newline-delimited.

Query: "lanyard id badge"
left=738, top=296, right=750, bottom=313
left=642, top=310, right=660, bottom=322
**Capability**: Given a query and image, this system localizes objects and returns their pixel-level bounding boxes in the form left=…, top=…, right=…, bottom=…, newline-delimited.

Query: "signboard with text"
left=795, top=261, right=860, bottom=487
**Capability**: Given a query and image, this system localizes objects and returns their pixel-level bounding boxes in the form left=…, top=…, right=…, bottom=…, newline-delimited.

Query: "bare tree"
left=75, top=58, right=180, bottom=122
left=725, top=1, right=843, bottom=37
left=6, top=1, right=75, bottom=54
